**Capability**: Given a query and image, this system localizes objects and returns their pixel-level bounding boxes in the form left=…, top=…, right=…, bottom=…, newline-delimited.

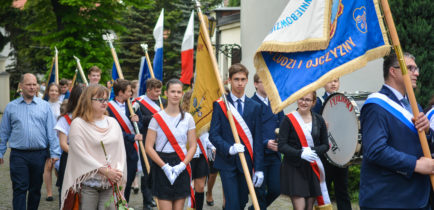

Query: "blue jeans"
left=10, top=149, right=47, bottom=210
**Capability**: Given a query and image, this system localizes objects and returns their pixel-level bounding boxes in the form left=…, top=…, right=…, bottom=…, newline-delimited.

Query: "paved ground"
left=0, top=150, right=360, bottom=210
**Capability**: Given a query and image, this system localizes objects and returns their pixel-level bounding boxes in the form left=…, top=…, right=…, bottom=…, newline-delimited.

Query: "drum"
left=321, top=92, right=370, bottom=167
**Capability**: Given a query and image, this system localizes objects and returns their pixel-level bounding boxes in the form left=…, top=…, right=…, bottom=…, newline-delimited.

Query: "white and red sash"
left=64, top=114, right=72, bottom=125
left=216, top=99, right=254, bottom=161
left=153, top=112, right=195, bottom=208
left=107, top=101, right=138, bottom=152
left=287, top=111, right=331, bottom=207
left=134, top=95, right=160, bottom=114
left=197, top=136, right=209, bottom=165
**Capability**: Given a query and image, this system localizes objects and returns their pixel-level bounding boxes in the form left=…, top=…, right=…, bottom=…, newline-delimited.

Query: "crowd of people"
left=0, top=51, right=433, bottom=210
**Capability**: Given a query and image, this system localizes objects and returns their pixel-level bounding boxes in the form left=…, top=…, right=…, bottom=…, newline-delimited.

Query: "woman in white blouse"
left=43, top=83, right=62, bottom=201
left=145, top=79, right=197, bottom=210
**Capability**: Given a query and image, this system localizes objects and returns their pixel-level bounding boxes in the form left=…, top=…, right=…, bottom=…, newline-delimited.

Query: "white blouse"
left=148, top=111, right=195, bottom=154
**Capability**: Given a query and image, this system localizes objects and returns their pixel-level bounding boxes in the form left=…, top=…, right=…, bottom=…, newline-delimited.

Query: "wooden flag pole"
left=381, top=0, right=434, bottom=190
left=73, top=56, right=89, bottom=86
left=194, top=1, right=260, bottom=209
left=43, top=57, right=56, bottom=99
left=140, top=43, right=165, bottom=110
left=70, top=69, right=78, bottom=91
left=55, top=47, right=59, bottom=84
left=103, top=34, right=158, bottom=208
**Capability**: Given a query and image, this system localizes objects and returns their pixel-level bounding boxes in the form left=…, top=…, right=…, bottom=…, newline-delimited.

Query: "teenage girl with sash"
left=181, top=90, right=215, bottom=210
left=278, top=91, right=330, bottom=210
left=145, top=79, right=197, bottom=210
left=54, top=84, right=85, bottom=206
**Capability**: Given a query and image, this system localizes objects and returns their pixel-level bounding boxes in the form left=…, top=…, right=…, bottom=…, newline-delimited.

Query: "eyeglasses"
left=91, top=98, right=109, bottom=103
left=298, top=98, right=313, bottom=103
left=393, top=65, right=419, bottom=73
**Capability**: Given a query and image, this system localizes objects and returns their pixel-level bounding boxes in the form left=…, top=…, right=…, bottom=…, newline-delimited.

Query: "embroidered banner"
left=254, top=0, right=390, bottom=113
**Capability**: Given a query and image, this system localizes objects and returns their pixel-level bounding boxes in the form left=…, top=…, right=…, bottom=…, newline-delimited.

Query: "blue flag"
left=153, top=9, right=164, bottom=81
left=47, top=59, right=56, bottom=85
left=254, top=0, right=390, bottom=113
left=109, top=62, right=118, bottom=100
left=138, top=56, right=151, bottom=96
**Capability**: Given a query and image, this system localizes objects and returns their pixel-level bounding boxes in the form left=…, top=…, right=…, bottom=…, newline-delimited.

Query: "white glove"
left=300, top=147, right=318, bottom=163
left=253, top=171, right=264, bottom=187
left=161, top=163, right=175, bottom=185
left=172, top=162, right=187, bottom=182
left=229, top=143, right=245, bottom=155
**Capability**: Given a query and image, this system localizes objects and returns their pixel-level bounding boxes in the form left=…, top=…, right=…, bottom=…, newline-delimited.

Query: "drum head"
left=322, top=93, right=359, bottom=167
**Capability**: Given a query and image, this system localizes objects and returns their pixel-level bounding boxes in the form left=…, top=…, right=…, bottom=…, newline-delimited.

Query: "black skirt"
left=56, top=151, right=68, bottom=187
left=151, top=152, right=190, bottom=200
left=280, top=160, right=321, bottom=197
left=208, top=160, right=219, bottom=174
left=190, top=155, right=209, bottom=179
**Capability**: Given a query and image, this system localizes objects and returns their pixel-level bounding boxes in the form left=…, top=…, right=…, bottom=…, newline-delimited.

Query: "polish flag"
left=180, top=11, right=194, bottom=85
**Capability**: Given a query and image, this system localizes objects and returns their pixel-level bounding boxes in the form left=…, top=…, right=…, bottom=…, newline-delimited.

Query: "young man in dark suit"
left=251, top=74, right=284, bottom=209
left=359, top=52, right=434, bottom=209
left=312, top=78, right=352, bottom=210
left=209, top=63, right=264, bottom=210
left=133, top=78, right=165, bottom=210
left=107, top=79, right=143, bottom=202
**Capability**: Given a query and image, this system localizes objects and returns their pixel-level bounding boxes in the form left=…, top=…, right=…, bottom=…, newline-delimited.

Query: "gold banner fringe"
left=256, top=0, right=332, bottom=53
left=315, top=203, right=333, bottom=210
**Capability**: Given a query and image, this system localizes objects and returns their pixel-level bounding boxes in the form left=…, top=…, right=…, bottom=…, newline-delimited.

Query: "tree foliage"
left=1, top=0, right=221, bottom=95
left=118, top=0, right=220, bottom=82
left=389, top=1, right=434, bottom=107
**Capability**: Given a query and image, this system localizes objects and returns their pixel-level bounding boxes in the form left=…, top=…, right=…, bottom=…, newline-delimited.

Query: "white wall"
left=240, top=0, right=384, bottom=112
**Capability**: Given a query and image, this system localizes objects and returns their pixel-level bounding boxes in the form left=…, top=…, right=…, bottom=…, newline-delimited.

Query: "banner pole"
left=103, top=34, right=158, bottom=208
left=141, top=43, right=165, bottom=110
left=194, top=1, right=260, bottom=209
left=55, top=47, right=59, bottom=84
left=73, top=56, right=89, bottom=86
left=381, top=0, right=434, bottom=190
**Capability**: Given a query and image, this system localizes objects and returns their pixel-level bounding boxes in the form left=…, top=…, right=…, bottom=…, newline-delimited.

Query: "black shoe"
left=206, top=200, right=214, bottom=206
left=206, top=191, right=214, bottom=206
left=133, top=188, right=139, bottom=194
left=46, top=196, right=54, bottom=201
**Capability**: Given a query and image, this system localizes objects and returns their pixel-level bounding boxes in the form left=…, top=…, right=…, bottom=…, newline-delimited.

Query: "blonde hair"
left=73, top=84, right=109, bottom=122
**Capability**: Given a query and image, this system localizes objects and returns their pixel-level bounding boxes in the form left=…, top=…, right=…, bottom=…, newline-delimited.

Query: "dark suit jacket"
left=359, top=85, right=433, bottom=208
left=209, top=95, right=264, bottom=172
left=251, top=93, right=284, bottom=160
left=278, top=111, right=329, bottom=167
left=107, top=104, right=142, bottom=163
left=312, top=93, right=328, bottom=114
left=135, top=97, right=166, bottom=139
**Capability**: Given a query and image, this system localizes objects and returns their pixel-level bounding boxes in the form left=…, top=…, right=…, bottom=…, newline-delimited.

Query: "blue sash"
left=427, top=108, right=434, bottom=121
left=364, top=93, right=417, bottom=134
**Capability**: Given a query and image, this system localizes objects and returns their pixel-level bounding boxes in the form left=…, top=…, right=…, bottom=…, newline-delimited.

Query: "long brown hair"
left=73, top=84, right=109, bottom=122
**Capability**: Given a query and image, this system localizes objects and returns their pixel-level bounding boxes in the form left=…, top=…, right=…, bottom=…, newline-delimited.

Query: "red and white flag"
left=180, top=11, right=194, bottom=85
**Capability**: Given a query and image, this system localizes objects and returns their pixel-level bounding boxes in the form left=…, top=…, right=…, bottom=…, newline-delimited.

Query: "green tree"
left=389, top=1, right=434, bottom=107
left=118, top=0, right=220, bottom=82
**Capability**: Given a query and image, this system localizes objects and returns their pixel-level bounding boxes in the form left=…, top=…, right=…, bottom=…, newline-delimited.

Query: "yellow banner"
left=189, top=16, right=222, bottom=136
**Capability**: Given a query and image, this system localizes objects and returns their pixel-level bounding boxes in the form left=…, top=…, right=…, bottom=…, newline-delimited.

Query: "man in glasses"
left=359, top=51, right=433, bottom=209
left=107, top=79, right=143, bottom=202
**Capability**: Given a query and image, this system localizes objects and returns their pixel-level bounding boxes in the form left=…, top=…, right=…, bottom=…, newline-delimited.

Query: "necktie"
left=237, top=98, right=243, bottom=115
left=400, top=98, right=412, bottom=114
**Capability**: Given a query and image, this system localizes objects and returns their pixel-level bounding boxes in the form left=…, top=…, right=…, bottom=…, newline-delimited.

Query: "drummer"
left=312, top=78, right=352, bottom=210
